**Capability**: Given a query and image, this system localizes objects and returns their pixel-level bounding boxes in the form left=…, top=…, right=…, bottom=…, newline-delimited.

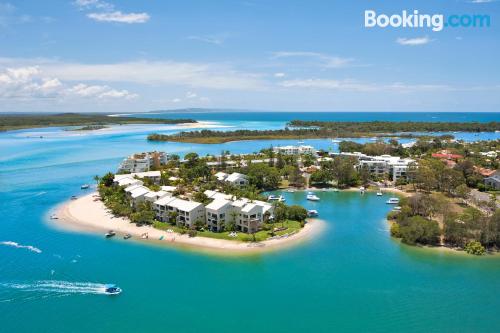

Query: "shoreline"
left=49, top=192, right=325, bottom=255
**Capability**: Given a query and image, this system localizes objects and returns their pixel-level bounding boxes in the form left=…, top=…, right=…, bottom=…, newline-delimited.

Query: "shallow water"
left=1, top=112, right=499, bottom=333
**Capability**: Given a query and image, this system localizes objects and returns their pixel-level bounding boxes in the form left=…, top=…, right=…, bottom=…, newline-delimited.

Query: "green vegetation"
left=288, top=120, right=500, bottom=133
left=67, top=125, right=108, bottom=131
left=147, top=121, right=499, bottom=144
left=464, top=241, right=486, bottom=255
left=0, top=113, right=196, bottom=131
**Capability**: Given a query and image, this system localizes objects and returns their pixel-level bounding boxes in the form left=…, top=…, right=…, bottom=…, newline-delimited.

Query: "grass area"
left=0, top=113, right=196, bottom=131
left=153, top=220, right=303, bottom=242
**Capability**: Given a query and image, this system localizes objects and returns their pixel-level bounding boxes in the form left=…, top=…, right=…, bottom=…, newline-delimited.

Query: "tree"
left=100, top=172, right=115, bottom=187
left=398, top=216, right=440, bottom=245
left=309, top=169, right=331, bottom=185
left=93, top=175, right=100, bottom=186
left=454, top=184, right=471, bottom=201
left=287, top=205, right=308, bottom=222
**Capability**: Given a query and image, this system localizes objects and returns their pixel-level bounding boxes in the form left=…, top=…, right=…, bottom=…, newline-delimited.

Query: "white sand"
left=50, top=193, right=325, bottom=254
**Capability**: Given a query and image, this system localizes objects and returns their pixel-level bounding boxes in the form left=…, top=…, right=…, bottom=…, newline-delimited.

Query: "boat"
left=50, top=214, right=58, bottom=219
left=386, top=197, right=400, bottom=204
left=307, top=194, right=320, bottom=201
left=307, top=209, right=319, bottom=217
left=331, top=139, right=341, bottom=143
left=80, top=184, right=90, bottom=190
left=141, top=233, right=149, bottom=239
left=359, top=186, right=365, bottom=194
left=104, top=284, right=122, bottom=295
left=286, top=189, right=295, bottom=193
left=393, top=206, right=402, bottom=211
left=376, top=190, right=383, bottom=196
left=105, top=230, right=116, bottom=238
left=123, top=234, right=132, bottom=239
left=298, top=140, right=305, bottom=144
left=70, top=195, right=77, bottom=200
left=268, top=195, right=285, bottom=202
left=321, top=188, right=327, bottom=192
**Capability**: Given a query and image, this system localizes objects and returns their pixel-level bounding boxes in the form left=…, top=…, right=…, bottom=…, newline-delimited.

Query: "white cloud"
left=470, top=0, right=496, bottom=3
left=172, top=98, right=181, bottom=103
left=185, top=91, right=197, bottom=99
left=279, top=78, right=453, bottom=93
left=188, top=34, right=229, bottom=45
left=28, top=60, right=265, bottom=90
left=0, top=66, right=137, bottom=100
left=87, top=11, right=150, bottom=24
left=68, top=83, right=137, bottom=99
left=396, top=36, right=433, bottom=46
left=274, top=72, right=286, bottom=78
left=271, top=51, right=354, bottom=68
left=74, top=0, right=150, bottom=24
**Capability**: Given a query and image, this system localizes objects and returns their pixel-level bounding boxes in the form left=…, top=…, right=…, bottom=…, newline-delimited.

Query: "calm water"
left=1, top=112, right=499, bottom=333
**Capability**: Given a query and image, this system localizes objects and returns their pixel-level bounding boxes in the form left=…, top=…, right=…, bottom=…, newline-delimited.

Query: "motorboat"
left=307, top=210, right=319, bottom=217
left=50, top=214, right=58, bottom=220
left=359, top=186, right=365, bottom=194
left=105, top=230, right=116, bottom=238
left=104, top=284, right=122, bottom=295
left=331, top=139, right=341, bottom=143
left=298, top=141, right=305, bottom=144
left=81, top=184, right=90, bottom=190
left=70, top=195, right=77, bottom=200
left=321, top=188, right=327, bottom=192
left=307, top=194, right=320, bottom=201
left=386, top=197, right=400, bottom=204
left=123, top=234, right=132, bottom=240
left=376, top=190, right=383, bottom=196
left=268, top=195, right=285, bottom=202
left=286, top=189, right=295, bottom=193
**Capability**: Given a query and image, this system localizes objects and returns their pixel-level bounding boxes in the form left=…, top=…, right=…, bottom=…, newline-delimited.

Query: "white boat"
left=376, top=190, right=383, bottom=196
left=359, top=186, right=365, bottom=194
left=50, top=214, right=58, bottom=220
left=286, top=189, right=295, bottom=193
left=298, top=141, right=305, bottom=144
left=331, top=139, right=341, bottom=143
left=81, top=184, right=90, bottom=189
left=307, top=194, right=320, bottom=201
left=268, top=195, right=285, bottom=202
left=393, top=206, right=402, bottom=211
left=307, top=210, right=319, bottom=217
left=386, top=197, right=400, bottom=204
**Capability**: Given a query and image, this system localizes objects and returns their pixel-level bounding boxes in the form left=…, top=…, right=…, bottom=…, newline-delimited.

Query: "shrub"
left=464, top=241, right=485, bottom=255
left=188, top=230, right=197, bottom=238
left=390, top=222, right=401, bottom=238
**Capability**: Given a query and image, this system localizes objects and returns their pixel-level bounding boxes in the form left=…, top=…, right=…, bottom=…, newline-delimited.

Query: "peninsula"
left=0, top=113, right=196, bottom=132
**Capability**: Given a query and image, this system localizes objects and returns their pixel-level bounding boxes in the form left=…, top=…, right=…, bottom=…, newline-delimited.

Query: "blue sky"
left=0, top=0, right=499, bottom=112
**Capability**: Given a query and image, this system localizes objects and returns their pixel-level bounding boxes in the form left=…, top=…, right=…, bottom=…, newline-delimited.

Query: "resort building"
left=113, top=171, right=162, bottom=185
left=118, top=151, right=168, bottom=173
left=225, top=172, right=248, bottom=187
left=205, top=198, right=234, bottom=232
left=332, top=152, right=416, bottom=182
left=273, top=145, right=316, bottom=156
left=144, top=190, right=171, bottom=203
left=124, top=185, right=151, bottom=206
left=154, top=197, right=205, bottom=228
left=484, top=171, right=500, bottom=190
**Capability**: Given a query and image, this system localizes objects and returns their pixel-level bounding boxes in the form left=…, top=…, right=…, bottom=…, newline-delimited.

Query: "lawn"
left=153, top=220, right=303, bottom=242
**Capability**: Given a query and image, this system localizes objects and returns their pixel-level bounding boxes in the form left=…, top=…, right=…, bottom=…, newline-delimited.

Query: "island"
left=0, top=113, right=196, bottom=132
left=147, top=120, right=500, bottom=143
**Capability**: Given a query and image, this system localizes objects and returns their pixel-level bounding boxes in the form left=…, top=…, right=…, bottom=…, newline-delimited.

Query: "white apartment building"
left=225, top=172, right=248, bottom=187
left=154, top=197, right=205, bottom=228
left=333, top=152, right=415, bottom=182
left=118, top=151, right=168, bottom=173
left=273, top=145, right=316, bottom=156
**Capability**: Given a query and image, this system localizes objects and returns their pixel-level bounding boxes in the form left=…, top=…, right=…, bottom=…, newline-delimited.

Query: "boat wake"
left=1, top=280, right=109, bottom=296
left=0, top=241, right=42, bottom=254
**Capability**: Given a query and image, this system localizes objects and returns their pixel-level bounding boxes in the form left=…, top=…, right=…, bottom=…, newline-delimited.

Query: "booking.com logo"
left=365, top=10, right=491, bottom=31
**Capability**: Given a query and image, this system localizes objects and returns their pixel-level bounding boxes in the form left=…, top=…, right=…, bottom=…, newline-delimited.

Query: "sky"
left=0, top=0, right=499, bottom=113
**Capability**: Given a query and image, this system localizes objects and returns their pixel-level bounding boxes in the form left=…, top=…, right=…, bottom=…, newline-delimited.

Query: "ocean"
left=0, top=111, right=499, bottom=333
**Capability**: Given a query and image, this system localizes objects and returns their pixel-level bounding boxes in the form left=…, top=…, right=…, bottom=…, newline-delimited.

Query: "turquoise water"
left=1, top=113, right=500, bottom=333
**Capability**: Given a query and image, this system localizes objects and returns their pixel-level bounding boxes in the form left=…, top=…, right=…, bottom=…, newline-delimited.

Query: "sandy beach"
left=50, top=193, right=325, bottom=254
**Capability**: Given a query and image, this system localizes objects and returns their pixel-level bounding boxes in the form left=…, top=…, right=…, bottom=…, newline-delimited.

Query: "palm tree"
left=93, top=175, right=100, bottom=187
